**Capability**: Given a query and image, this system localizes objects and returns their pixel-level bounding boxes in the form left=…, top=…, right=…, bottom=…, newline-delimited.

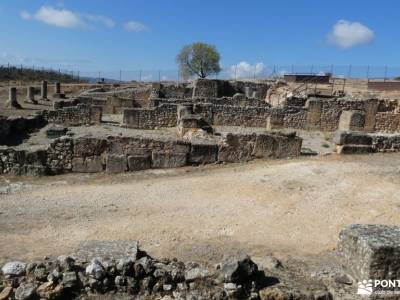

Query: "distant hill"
left=0, top=66, right=85, bottom=83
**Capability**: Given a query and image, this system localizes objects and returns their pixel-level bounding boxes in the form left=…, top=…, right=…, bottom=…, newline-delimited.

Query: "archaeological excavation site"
left=0, top=72, right=400, bottom=300
left=1, top=2, right=400, bottom=298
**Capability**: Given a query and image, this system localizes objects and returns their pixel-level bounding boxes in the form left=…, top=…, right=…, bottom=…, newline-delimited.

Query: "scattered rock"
left=62, top=271, right=78, bottom=288
left=1, top=261, right=26, bottom=276
left=57, top=255, right=75, bottom=271
left=36, top=281, right=63, bottom=299
left=219, top=254, right=258, bottom=283
left=15, top=282, right=37, bottom=300
left=0, top=286, right=12, bottom=300
left=116, top=258, right=134, bottom=276
left=184, top=263, right=209, bottom=282
left=85, top=259, right=106, bottom=280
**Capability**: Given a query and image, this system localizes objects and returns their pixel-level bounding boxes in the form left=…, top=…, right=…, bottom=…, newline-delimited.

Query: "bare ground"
left=1, top=153, right=399, bottom=266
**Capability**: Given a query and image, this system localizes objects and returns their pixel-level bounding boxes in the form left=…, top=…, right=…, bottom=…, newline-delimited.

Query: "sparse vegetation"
left=0, top=65, right=80, bottom=83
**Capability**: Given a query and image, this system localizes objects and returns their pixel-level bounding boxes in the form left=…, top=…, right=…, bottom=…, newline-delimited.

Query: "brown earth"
left=0, top=153, right=399, bottom=266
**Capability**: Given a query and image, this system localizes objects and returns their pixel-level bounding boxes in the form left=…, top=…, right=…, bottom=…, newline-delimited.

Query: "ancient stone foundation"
left=335, top=131, right=400, bottom=153
left=0, top=131, right=302, bottom=176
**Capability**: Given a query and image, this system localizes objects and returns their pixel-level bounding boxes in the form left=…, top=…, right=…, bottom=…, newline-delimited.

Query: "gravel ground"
left=0, top=153, right=400, bottom=266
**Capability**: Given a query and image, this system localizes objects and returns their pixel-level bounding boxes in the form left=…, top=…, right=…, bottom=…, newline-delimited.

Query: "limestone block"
left=334, top=131, right=373, bottom=146
left=192, top=79, right=218, bottom=98
left=189, top=143, right=218, bottom=164
left=338, top=224, right=400, bottom=281
left=338, top=110, right=366, bottom=131
left=305, top=99, right=322, bottom=129
left=127, top=155, right=151, bottom=171
left=106, top=154, right=127, bottom=173
left=72, top=156, right=103, bottom=173
left=218, top=134, right=256, bottom=163
left=252, top=132, right=302, bottom=159
left=266, top=113, right=284, bottom=130
left=73, top=138, right=107, bottom=158
left=336, top=144, right=374, bottom=154
left=151, top=151, right=187, bottom=168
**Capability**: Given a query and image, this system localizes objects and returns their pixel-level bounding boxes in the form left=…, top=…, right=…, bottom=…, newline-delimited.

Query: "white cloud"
left=328, top=20, right=375, bottom=49
left=20, top=6, right=115, bottom=30
left=85, top=14, right=115, bottom=28
left=229, top=61, right=265, bottom=78
left=33, top=6, right=85, bottom=28
left=124, top=21, right=149, bottom=32
left=20, top=10, right=31, bottom=20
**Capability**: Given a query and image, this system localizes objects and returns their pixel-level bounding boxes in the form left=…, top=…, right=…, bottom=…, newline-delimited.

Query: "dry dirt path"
left=0, top=154, right=399, bottom=265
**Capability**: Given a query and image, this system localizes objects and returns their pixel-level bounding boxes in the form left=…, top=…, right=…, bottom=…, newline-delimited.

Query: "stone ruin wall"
left=152, top=96, right=272, bottom=108
left=0, top=132, right=302, bottom=176
left=374, top=113, right=400, bottom=132
left=123, top=104, right=178, bottom=129
left=42, top=104, right=102, bottom=126
left=56, top=96, right=139, bottom=114
left=123, top=97, right=391, bottom=133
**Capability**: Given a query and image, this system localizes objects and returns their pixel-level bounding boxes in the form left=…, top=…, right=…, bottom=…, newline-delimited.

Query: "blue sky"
left=0, top=0, right=398, bottom=76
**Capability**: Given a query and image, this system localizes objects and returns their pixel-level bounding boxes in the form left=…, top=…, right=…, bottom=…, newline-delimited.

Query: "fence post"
left=310, top=65, right=314, bottom=74
left=139, top=70, right=142, bottom=82
left=347, top=65, right=352, bottom=79
left=384, top=66, right=388, bottom=82
left=366, top=65, right=370, bottom=82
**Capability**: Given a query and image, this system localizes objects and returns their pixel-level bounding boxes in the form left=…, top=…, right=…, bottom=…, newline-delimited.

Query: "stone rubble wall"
left=123, top=104, right=178, bottom=129
left=42, top=104, right=102, bottom=126
left=374, top=113, right=400, bottom=132
left=123, top=96, right=397, bottom=133
left=0, top=147, right=48, bottom=176
left=0, top=132, right=302, bottom=176
left=335, top=131, right=400, bottom=153
left=56, top=96, right=140, bottom=114
left=152, top=96, right=271, bottom=108
left=192, top=78, right=270, bottom=100
left=0, top=243, right=273, bottom=300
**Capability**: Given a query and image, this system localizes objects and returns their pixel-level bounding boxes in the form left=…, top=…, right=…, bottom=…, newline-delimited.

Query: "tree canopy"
left=176, top=42, right=221, bottom=79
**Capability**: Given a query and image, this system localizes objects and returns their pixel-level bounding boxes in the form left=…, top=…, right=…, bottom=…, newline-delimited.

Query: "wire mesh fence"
left=1, top=63, right=400, bottom=83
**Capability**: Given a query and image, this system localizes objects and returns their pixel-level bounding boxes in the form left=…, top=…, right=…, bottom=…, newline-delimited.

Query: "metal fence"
left=1, top=64, right=400, bottom=83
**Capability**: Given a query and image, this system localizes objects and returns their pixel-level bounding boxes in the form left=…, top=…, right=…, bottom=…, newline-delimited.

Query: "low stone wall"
left=57, top=96, right=139, bottom=114
left=0, top=147, right=48, bottom=176
left=0, top=242, right=267, bottom=300
left=192, top=79, right=270, bottom=100
left=43, top=104, right=102, bottom=126
left=152, top=96, right=271, bottom=108
left=335, top=131, right=400, bottom=153
left=125, top=97, right=390, bottom=133
left=123, top=104, right=178, bottom=129
left=0, top=131, right=302, bottom=175
left=374, top=113, right=400, bottom=132
left=218, top=132, right=302, bottom=162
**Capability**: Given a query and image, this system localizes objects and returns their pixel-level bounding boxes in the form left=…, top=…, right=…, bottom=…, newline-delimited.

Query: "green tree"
left=176, top=42, right=221, bottom=79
